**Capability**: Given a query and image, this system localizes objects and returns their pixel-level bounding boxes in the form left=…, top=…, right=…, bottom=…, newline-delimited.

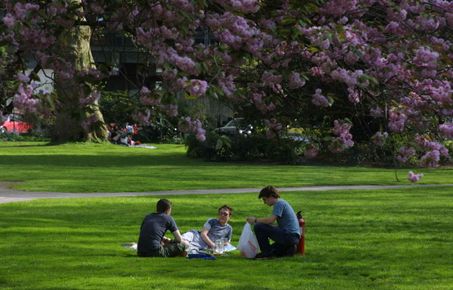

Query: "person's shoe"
left=254, top=252, right=274, bottom=260
left=179, top=250, right=188, bottom=257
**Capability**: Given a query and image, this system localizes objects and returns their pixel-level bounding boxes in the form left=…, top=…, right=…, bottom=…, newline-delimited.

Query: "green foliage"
left=185, top=132, right=307, bottom=163
left=0, top=133, right=49, bottom=142
left=99, top=90, right=137, bottom=125
left=137, top=116, right=182, bottom=143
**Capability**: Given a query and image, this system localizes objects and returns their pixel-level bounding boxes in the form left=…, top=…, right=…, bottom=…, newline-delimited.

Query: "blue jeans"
left=254, top=223, right=299, bottom=256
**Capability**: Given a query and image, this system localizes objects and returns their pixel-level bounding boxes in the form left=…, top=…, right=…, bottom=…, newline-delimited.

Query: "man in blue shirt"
left=246, top=186, right=300, bottom=259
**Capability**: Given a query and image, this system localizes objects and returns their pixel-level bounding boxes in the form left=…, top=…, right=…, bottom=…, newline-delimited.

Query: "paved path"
left=1, top=183, right=453, bottom=204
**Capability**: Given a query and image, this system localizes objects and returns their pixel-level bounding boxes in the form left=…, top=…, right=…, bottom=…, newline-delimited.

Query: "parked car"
left=214, top=118, right=253, bottom=137
left=0, top=114, right=32, bottom=134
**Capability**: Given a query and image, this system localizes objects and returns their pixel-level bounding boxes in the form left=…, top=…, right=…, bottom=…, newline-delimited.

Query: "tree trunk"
left=53, top=1, right=108, bottom=142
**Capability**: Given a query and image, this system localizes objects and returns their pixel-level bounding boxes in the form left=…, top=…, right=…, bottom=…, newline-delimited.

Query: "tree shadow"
left=0, top=154, right=200, bottom=168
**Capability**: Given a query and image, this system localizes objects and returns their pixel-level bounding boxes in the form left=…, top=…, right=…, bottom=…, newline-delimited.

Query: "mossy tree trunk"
left=52, top=0, right=108, bottom=142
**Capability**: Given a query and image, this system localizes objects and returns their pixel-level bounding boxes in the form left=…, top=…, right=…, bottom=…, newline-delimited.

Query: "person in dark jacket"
left=137, top=199, right=189, bottom=257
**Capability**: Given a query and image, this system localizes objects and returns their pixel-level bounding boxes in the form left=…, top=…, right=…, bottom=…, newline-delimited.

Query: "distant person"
left=246, top=186, right=300, bottom=259
left=137, top=199, right=189, bottom=257
left=182, top=205, right=233, bottom=253
left=126, top=122, right=134, bottom=134
left=108, top=123, right=121, bottom=143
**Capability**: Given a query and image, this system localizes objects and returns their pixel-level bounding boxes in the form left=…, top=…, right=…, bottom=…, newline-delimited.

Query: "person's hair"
left=258, top=185, right=280, bottom=199
left=218, top=205, right=233, bottom=216
left=156, top=199, right=172, bottom=213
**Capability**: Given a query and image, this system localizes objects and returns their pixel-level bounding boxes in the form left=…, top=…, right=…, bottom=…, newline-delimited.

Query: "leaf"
left=336, top=25, right=346, bottom=42
left=308, top=46, right=319, bottom=53
left=185, top=93, right=198, bottom=100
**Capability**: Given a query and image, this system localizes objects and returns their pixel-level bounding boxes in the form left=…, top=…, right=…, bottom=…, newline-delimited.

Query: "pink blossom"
left=167, top=49, right=198, bottom=75
left=414, top=16, right=439, bottom=32
left=140, top=86, right=150, bottom=95
left=246, top=38, right=264, bottom=55
left=388, top=111, right=407, bottom=133
left=413, top=47, right=439, bottom=69
left=2, top=13, right=16, bottom=28
left=344, top=51, right=359, bottom=65
left=288, top=72, right=306, bottom=89
left=415, top=80, right=451, bottom=105
left=310, top=67, right=324, bottom=77
left=17, top=73, right=30, bottom=83
left=304, top=146, right=319, bottom=159
left=196, top=127, right=206, bottom=142
left=216, top=0, right=259, bottom=13
left=312, top=89, right=330, bottom=107
left=178, top=117, right=206, bottom=142
left=420, top=150, right=441, bottom=167
left=439, top=123, right=453, bottom=138
left=347, top=88, right=360, bottom=103
left=218, top=75, right=236, bottom=97
left=330, top=68, right=363, bottom=88
left=407, top=171, right=423, bottom=183
left=187, top=79, right=208, bottom=97
left=13, top=83, right=39, bottom=113
left=319, top=0, right=358, bottom=17
left=331, top=120, right=354, bottom=152
left=396, top=146, right=416, bottom=164
left=415, top=137, right=449, bottom=158
left=385, top=21, right=406, bottom=35
left=14, top=2, right=39, bottom=20
left=139, top=87, right=161, bottom=106
left=169, top=0, right=194, bottom=13
left=371, top=131, right=388, bottom=146
left=261, top=71, right=282, bottom=87
left=218, top=29, right=243, bottom=48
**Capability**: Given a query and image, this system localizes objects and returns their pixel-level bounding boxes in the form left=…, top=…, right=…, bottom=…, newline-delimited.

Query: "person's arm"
left=226, top=227, right=233, bottom=245
left=200, top=228, right=216, bottom=249
left=172, top=230, right=189, bottom=247
left=246, top=215, right=277, bottom=225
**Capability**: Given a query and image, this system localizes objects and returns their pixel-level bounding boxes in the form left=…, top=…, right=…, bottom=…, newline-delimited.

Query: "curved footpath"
left=1, top=183, right=453, bottom=204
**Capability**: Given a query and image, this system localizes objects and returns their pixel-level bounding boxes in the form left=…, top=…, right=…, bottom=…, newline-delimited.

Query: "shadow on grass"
left=0, top=143, right=52, bottom=148
left=0, top=154, right=201, bottom=168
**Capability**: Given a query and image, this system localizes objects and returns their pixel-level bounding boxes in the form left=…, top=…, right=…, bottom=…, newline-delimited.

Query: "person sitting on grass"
left=246, top=186, right=300, bottom=259
left=137, top=199, right=189, bottom=257
left=182, top=205, right=233, bottom=253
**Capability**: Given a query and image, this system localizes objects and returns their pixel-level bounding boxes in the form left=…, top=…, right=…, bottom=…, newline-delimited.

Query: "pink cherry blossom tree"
left=1, top=0, right=452, bottom=169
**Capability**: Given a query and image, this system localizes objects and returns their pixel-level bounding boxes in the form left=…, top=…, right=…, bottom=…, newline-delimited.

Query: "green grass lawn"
left=1, top=186, right=452, bottom=289
left=0, top=142, right=452, bottom=193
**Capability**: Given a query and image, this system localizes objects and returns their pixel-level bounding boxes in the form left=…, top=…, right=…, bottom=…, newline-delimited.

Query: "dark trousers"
left=138, top=240, right=186, bottom=257
left=254, top=223, right=299, bottom=256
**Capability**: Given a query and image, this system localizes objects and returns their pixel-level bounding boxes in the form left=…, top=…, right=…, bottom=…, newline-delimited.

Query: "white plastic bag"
left=237, top=223, right=260, bottom=258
